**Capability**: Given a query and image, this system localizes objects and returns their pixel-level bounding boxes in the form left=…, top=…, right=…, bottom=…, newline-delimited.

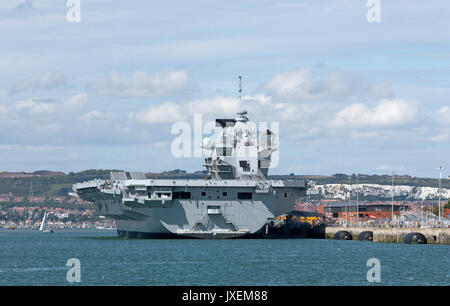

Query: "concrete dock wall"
left=325, top=227, right=450, bottom=244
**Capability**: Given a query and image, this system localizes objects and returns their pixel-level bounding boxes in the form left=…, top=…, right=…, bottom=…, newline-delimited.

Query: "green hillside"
left=0, top=170, right=115, bottom=197
left=0, top=170, right=448, bottom=198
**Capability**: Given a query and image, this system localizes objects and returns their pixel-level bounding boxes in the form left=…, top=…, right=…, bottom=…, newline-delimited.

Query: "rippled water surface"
left=0, top=229, right=448, bottom=285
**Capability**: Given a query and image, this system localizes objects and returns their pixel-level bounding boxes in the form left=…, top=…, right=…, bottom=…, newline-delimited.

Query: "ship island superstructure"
left=72, top=84, right=310, bottom=238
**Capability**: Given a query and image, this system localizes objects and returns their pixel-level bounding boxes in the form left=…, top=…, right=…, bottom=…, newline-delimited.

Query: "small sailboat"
left=39, top=212, right=53, bottom=233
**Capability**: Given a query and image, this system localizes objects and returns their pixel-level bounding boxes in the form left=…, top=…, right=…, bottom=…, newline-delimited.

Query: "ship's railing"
left=73, top=179, right=105, bottom=190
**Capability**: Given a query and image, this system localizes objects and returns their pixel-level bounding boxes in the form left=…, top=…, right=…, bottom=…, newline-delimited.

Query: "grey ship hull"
left=73, top=178, right=307, bottom=239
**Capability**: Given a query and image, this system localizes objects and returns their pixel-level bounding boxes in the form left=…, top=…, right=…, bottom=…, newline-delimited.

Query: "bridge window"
left=156, top=192, right=171, bottom=199
left=173, top=191, right=191, bottom=199
left=238, top=192, right=252, bottom=200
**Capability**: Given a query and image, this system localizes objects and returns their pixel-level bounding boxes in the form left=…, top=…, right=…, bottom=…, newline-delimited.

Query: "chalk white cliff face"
left=315, top=184, right=450, bottom=201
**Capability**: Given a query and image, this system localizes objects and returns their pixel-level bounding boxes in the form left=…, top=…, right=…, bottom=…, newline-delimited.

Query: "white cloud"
left=427, top=131, right=449, bottom=142
left=265, top=68, right=315, bottom=100
left=0, top=93, right=88, bottom=117
left=78, top=110, right=114, bottom=122
left=331, top=98, right=419, bottom=128
left=92, top=70, right=189, bottom=98
left=351, top=131, right=380, bottom=139
left=129, top=91, right=328, bottom=137
left=243, top=94, right=272, bottom=106
left=131, top=96, right=240, bottom=124
left=273, top=103, right=302, bottom=121
left=264, top=67, right=368, bottom=101
left=0, top=104, right=8, bottom=115
left=187, top=96, right=240, bottom=115
left=9, top=71, right=68, bottom=95
left=14, top=99, right=55, bottom=115
left=437, top=106, right=450, bottom=125
left=130, top=101, right=185, bottom=124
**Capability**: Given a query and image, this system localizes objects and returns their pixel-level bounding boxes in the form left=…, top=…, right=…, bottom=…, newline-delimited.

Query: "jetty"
left=325, top=226, right=450, bottom=244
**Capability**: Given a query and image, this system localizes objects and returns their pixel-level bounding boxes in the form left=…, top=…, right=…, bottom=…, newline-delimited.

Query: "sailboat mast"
left=39, top=212, right=47, bottom=231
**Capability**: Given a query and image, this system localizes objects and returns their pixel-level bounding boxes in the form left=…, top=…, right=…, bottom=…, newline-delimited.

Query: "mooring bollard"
left=358, top=231, right=373, bottom=241
left=404, top=232, right=427, bottom=244
left=335, top=230, right=352, bottom=240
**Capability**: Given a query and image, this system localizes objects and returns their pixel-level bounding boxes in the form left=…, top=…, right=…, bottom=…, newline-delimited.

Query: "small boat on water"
left=39, top=212, right=54, bottom=233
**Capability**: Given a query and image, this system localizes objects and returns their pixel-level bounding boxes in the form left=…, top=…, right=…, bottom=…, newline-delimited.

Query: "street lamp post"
left=391, top=171, right=395, bottom=220
left=307, top=189, right=310, bottom=212
left=356, top=173, right=359, bottom=224
left=348, top=177, right=351, bottom=225
left=437, top=166, right=443, bottom=222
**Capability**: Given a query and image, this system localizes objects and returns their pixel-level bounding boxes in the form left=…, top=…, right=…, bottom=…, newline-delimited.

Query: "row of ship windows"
left=150, top=191, right=254, bottom=200
left=149, top=191, right=291, bottom=200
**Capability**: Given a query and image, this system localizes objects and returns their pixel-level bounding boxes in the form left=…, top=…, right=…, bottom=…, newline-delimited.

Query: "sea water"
left=0, top=229, right=448, bottom=286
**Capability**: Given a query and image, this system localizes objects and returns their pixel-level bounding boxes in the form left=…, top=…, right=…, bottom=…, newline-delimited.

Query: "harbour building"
left=318, top=201, right=410, bottom=221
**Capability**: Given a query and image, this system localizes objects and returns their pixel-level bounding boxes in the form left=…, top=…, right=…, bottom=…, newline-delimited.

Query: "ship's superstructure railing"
left=72, top=179, right=105, bottom=190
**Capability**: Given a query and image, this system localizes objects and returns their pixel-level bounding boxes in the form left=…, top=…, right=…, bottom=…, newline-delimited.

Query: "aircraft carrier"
left=72, top=80, right=312, bottom=239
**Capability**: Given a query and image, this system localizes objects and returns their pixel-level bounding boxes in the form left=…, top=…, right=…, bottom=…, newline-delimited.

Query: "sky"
left=0, top=0, right=449, bottom=177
